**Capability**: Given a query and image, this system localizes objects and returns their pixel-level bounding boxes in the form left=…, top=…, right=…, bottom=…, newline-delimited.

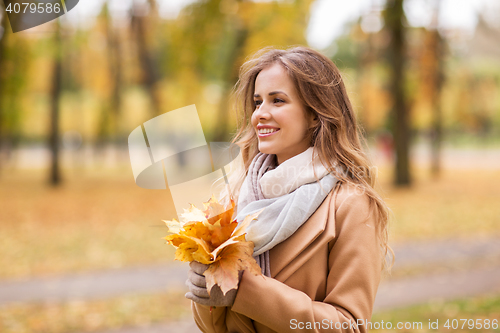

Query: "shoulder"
left=325, top=182, right=382, bottom=271
left=333, top=182, right=371, bottom=209
left=329, top=182, right=375, bottom=229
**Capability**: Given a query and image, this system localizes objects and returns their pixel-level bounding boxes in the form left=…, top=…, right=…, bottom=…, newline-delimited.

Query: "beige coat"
left=192, top=182, right=382, bottom=333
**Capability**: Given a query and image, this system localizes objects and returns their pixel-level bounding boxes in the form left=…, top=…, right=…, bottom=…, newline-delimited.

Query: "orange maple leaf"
left=204, top=195, right=236, bottom=226
left=163, top=196, right=263, bottom=292
left=204, top=236, right=262, bottom=296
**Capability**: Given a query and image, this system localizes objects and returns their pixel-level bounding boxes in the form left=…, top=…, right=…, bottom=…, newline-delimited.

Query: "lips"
left=257, top=125, right=280, bottom=137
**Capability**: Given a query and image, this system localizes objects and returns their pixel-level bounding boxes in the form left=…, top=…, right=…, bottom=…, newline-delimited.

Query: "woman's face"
left=251, top=63, right=315, bottom=165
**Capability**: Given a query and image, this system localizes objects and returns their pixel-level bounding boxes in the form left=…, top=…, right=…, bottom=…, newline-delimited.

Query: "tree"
left=0, top=5, right=27, bottom=175
left=0, top=5, right=7, bottom=173
left=384, top=0, right=411, bottom=186
left=212, top=1, right=249, bottom=142
left=176, top=0, right=314, bottom=141
left=95, top=2, right=123, bottom=145
left=105, top=4, right=122, bottom=140
left=130, top=0, right=162, bottom=115
left=49, top=20, right=63, bottom=186
left=427, top=2, right=445, bottom=178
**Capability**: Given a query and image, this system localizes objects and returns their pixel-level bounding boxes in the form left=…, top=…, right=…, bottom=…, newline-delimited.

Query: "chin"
left=257, top=143, right=277, bottom=155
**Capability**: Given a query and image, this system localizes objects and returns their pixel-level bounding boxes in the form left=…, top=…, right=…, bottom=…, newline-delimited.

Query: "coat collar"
left=269, top=188, right=337, bottom=280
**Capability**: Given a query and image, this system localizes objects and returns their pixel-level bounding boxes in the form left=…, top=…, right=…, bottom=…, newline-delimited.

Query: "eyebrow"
left=254, top=91, right=289, bottom=98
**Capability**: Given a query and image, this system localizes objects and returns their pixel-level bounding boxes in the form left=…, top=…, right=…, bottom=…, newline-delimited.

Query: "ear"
left=307, top=112, right=319, bottom=130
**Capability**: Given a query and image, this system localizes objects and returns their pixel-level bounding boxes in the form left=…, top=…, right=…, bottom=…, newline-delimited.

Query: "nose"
left=253, top=102, right=271, bottom=120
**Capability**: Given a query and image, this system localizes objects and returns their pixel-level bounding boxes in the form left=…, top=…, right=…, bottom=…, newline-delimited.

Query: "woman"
left=185, top=46, right=391, bottom=333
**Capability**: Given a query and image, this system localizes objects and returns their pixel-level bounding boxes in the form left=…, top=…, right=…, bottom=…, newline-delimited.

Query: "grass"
left=1, top=163, right=500, bottom=332
left=376, top=166, right=500, bottom=243
left=1, top=291, right=498, bottom=333
left=0, top=291, right=192, bottom=333
left=0, top=168, right=178, bottom=279
left=387, top=253, right=500, bottom=280
left=372, top=293, right=500, bottom=332
left=1, top=164, right=500, bottom=279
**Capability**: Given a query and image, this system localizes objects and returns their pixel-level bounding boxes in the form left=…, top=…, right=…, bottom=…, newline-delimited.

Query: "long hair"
left=229, top=45, right=392, bottom=271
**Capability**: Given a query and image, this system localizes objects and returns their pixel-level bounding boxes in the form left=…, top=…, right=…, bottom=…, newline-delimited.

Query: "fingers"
left=222, top=288, right=238, bottom=307
left=188, top=268, right=207, bottom=288
left=185, top=281, right=238, bottom=307
left=186, top=278, right=210, bottom=298
left=189, top=261, right=209, bottom=275
left=185, top=292, right=213, bottom=307
left=185, top=261, right=238, bottom=307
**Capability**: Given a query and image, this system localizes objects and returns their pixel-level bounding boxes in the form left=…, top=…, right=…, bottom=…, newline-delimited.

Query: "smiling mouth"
left=257, top=128, right=280, bottom=137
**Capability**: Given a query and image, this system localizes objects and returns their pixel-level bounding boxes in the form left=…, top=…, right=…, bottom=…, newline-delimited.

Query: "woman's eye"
left=274, top=98, right=284, bottom=104
left=254, top=100, right=262, bottom=107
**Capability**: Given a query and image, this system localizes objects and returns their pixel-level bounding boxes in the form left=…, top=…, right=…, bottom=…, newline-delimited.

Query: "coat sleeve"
left=191, top=301, right=228, bottom=333
left=230, top=189, right=382, bottom=333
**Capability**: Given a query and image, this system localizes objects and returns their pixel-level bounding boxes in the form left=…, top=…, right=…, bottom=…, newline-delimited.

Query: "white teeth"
left=259, top=128, right=278, bottom=134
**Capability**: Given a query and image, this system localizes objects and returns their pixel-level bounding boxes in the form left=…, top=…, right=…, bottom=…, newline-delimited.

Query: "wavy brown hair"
left=228, top=45, right=393, bottom=271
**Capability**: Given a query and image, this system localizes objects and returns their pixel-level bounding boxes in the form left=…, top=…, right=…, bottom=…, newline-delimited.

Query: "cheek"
left=250, top=113, right=258, bottom=127
left=286, top=117, right=310, bottom=141
left=280, top=113, right=307, bottom=132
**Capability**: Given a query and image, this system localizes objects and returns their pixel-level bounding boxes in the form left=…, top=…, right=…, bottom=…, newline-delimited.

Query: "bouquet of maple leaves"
left=164, top=196, right=262, bottom=296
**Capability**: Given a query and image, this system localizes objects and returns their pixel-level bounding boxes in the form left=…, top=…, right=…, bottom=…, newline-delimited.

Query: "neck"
left=276, top=146, right=311, bottom=165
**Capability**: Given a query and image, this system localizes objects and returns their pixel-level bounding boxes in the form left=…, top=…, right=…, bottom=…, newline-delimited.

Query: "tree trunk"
left=131, top=2, right=161, bottom=115
left=428, top=3, right=445, bottom=178
left=212, top=25, right=249, bottom=142
left=385, top=0, right=411, bottom=186
left=358, top=30, right=376, bottom=137
left=0, top=5, right=7, bottom=173
left=102, top=3, right=122, bottom=143
left=108, top=25, right=122, bottom=140
left=49, top=20, right=62, bottom=186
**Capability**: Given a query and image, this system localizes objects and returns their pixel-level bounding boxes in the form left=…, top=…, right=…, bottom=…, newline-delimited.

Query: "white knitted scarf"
left=236, top=147, right=340, bottom=276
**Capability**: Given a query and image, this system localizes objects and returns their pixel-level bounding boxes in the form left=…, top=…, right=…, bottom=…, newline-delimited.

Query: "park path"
left=88, top=265, right=500, bottom=333
left=1, top=237, right=500, bottom=332
left=0, top=262, right=187, bottom=306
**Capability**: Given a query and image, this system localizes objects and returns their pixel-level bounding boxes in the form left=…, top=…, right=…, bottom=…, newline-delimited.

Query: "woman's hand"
left=185, top=261, right=239, bottom=307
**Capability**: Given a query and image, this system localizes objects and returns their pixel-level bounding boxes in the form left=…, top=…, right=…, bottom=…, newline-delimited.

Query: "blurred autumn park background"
left=1, top=0, right=500, bottom=332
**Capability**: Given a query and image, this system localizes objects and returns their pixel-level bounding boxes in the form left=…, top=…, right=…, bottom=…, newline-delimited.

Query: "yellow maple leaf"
left=163, top=219, right=183, bottom=234
left=179, top=203, right=207, bottom=224
left=209, top=219, right=238, bottom=249
left=203, top=195, right=235, bottom=227
left=163, top=196, right=263, bottom=293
